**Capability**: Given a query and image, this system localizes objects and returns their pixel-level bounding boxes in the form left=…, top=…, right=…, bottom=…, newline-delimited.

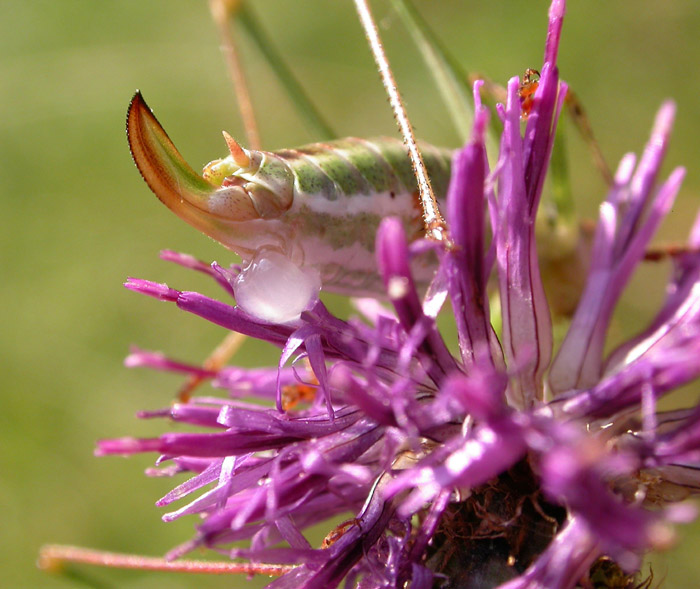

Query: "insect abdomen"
left=274, top=136, right=453, bottom=203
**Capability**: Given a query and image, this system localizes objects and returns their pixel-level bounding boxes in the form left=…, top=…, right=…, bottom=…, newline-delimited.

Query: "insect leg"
left=353, top=0, right=449, bottom=244
left=563, top=89, right=614, bottom=186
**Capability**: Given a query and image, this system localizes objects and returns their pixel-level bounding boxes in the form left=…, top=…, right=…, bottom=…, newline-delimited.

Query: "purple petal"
left=550, top=103, right=681, bottom=392
left=376, top=217, right=457, bottom=384
left=445, top=103, right=501, bottom=369
left=125, top=347, right=215, bottom=379
left=160, top=249, right=237, bottom=295
left=494, top=77, right=554, bottom=407
left=498, top=516, right=600, bottom=589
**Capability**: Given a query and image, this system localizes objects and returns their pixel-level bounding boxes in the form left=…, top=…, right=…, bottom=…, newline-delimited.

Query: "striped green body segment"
left=276, top=137, right=451, bottom=201
left=203, top=136, right=453, bottom=294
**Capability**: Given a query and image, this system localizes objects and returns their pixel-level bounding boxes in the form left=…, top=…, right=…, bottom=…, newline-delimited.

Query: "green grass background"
left=3, top=1, right=700, bottom=586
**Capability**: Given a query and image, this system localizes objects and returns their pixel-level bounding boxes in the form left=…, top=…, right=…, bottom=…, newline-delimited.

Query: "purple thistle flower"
left=98, top=0, right=700, bottom=586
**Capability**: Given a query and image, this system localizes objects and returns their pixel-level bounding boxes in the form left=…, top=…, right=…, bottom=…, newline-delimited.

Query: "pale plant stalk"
left=177, top=331, right=247, bottom=401
left=39, top=545, right=295, bottom=577
left=209, top=0, right=261, bottom=150
left=182, top=0, right=262, bottom=401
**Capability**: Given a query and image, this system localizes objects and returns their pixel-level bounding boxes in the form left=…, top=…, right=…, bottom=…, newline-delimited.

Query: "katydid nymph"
left=127, top=92, right=453, bottom=324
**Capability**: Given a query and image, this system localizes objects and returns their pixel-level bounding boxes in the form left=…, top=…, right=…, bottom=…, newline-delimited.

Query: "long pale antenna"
left=353, top=0, right=448, bottom=242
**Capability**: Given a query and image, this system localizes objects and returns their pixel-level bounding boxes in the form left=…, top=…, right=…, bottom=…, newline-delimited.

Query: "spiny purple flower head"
left=100, top=0, right=700, bottom=586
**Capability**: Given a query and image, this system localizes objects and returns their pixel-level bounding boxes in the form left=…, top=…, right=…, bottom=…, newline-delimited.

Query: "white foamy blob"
left=234, top=251, right=321, bottom=324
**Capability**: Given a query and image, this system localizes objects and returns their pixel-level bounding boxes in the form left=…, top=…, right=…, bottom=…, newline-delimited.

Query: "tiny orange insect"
left=518, top=68, right=540, bottom=119
left=321, top=518, right=360, bottom=549
left=280, top=381, right=318, bottom=411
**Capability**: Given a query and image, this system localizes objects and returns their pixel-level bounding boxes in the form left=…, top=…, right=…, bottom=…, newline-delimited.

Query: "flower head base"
left=98, top=0, right=700, bottom=587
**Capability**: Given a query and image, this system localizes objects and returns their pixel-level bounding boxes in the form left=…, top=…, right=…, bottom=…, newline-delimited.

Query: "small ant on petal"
left=518, top=68, right=540, bottom=120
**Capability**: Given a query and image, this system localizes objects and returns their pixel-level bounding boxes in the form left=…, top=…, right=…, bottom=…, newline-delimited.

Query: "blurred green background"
left=3, top=0, right=700, bottom=587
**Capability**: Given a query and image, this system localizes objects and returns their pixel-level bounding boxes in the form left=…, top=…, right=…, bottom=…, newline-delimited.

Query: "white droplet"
left=387, top=276, right=409, bottom=300
left=234, top=251, right=321, bottom=324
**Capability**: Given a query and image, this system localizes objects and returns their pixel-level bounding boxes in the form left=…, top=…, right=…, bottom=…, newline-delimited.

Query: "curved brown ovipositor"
left=126, top=92, right=264, bottom=244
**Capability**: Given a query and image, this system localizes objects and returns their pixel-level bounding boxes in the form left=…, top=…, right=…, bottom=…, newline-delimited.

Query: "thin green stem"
left=389, top=0, right=473, bottom=144
left=237, top=3, right=336, bottom=140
